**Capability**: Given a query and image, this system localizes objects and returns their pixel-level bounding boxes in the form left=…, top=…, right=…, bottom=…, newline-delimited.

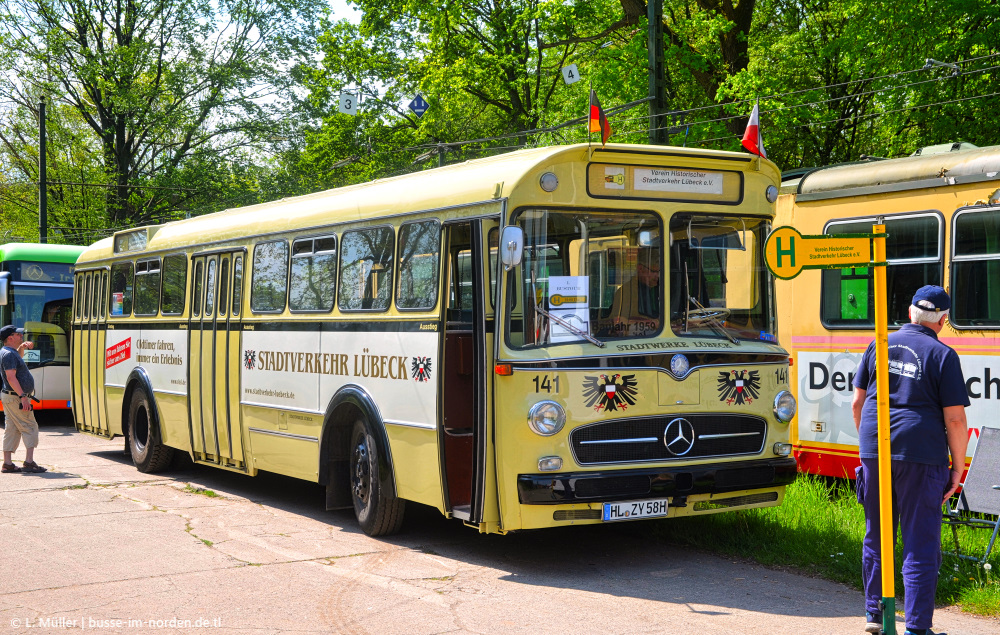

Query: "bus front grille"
left=571, top=414, right=767, bottom=465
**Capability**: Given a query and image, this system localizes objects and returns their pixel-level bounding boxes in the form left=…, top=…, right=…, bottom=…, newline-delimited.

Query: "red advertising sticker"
left=106, top=338, right=132, bottom=369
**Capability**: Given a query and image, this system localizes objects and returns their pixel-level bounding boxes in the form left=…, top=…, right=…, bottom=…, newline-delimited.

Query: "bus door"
left=188, top=251, right=246, bottom=469
left=440, top=218, right=499, bottom=526
left=75, top=270, right=110, bottom=436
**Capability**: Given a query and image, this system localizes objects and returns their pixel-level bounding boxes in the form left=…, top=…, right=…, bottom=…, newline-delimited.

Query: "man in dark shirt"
left=851, top=286, right=969, bottom=635
left=1, top=325, right=47, bottom=473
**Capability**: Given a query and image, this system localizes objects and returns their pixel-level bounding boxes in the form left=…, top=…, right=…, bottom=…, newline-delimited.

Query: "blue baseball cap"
left=912, top=285, right=951, bottom=311
left=0, top=325, right=24, bottom=342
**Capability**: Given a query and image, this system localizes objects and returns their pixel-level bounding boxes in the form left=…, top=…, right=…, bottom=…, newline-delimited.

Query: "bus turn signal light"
left=495, top=363, right=513, bottom=376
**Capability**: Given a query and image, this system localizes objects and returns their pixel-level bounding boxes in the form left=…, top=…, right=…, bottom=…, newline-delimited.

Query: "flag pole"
left=588, top=82, right=593, bottom=149
left=755, top=95, right=762, bottom=171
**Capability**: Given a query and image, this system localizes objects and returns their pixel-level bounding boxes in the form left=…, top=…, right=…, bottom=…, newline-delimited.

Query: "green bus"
left=0, top=243, right=86, bottom=413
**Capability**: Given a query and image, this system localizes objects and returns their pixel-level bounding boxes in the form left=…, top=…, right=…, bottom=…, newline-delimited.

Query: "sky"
left=328, top=0, right=362, bottom=24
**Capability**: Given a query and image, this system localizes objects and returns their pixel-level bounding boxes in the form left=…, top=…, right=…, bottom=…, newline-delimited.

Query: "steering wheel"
left=684, top=306, right=731, bottom=326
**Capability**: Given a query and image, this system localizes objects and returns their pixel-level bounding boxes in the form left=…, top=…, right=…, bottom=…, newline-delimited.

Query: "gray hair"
left=910, top=305, right=948, bottom=325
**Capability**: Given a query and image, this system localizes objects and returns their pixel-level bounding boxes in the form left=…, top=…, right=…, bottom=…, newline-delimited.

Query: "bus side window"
left=339, top=227, right=394, bottom=312
left=251, top=241, right=289, bottom=313
left=161, top=255, right=187, bottom=315
left=74, top=276, right=83, bottom=320
left=397, top=220, right=440, bottom=310
left=109, top=261, right=134, bottom=317
left=232, top=256, right=243, bottom=316
left=290, top=235, right=337, bottom=311
left=205, top=259, right=217, bottom=316
left=134, top=259, right=161, bottom=316
left=952, top=207, right=1000, bottom=327
left=193, top=261, right=203, bottom=317
left=99, top=272, right=107, bottom=319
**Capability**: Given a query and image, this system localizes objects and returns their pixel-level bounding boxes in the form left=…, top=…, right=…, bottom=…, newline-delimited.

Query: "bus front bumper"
left=516, top=457, right=797, bottom=505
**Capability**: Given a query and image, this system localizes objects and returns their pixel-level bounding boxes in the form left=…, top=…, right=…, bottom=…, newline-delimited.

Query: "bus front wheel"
left=350, top=418, right=404, bottom=536
left=127, top=389, right=174, bottom=473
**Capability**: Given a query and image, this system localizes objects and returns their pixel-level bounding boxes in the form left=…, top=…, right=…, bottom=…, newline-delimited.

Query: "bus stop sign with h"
left=765, top=223, right=899, bottom=635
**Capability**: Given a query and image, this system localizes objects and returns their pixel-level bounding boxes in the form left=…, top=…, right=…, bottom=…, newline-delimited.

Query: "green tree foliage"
left=292, top=1, right=647, bottom=184
left=0, top=0, right=324, bottom=239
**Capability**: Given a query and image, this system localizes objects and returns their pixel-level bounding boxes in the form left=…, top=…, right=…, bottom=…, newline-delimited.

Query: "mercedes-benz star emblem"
left=663, top=417, right=695, bottom=456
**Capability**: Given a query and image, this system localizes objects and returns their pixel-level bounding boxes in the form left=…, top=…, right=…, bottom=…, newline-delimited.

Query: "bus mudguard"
left=320, top=385, right=398, bottom=501
left=123, top=367, right=160, bottom=444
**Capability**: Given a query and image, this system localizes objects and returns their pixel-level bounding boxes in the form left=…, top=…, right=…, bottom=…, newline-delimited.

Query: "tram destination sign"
left=764, top=226, right=878, bottom=280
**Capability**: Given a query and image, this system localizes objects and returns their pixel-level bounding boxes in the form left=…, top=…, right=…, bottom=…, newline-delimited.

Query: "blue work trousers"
left=857, top=458, right=949, bottom=631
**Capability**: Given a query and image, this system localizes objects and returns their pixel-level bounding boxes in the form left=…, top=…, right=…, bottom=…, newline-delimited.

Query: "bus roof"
left=0, top=243, right=86, bottom=264
left=795, top=144, right=1000, bottom=200
left=77, top=143, right=777, bottom=263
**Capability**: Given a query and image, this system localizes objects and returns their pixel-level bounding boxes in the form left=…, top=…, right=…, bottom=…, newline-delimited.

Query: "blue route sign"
left=408, top=94, right=429, bottom=118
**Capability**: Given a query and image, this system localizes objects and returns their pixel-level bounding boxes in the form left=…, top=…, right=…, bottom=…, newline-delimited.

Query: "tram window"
left=95, top=273, right=104, bottom=320
left=339, top=227, right=394, bottom=312
left=951, top=208, right=1000, bottom=327
left=251, top=240, right=289, bottom=313
left=134, top=259, right=161, bottom=316
left=397, top=220, right=440, bottom=310
left=161, top=255, right=187, bottom=315
left=821, top=215, right=941, bottom=328
left=290, top=235, right=337, bottom=312
left=232, top=256, right=243, bottom=316
left=109, top=262, right=134, bottom=317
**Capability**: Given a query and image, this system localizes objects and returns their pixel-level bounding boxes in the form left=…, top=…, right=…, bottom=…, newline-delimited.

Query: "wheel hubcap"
left=352, top=438, right=370, bottom=504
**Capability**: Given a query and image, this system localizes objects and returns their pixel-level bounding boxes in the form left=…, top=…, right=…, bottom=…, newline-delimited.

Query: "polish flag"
left=741, top=104, right=767, bottom=158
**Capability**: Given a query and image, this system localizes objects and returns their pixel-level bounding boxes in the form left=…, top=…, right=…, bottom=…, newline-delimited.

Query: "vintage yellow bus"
left=72, top=143, right=797, bottom=536
left=776, top=142, right=1000, bottom=478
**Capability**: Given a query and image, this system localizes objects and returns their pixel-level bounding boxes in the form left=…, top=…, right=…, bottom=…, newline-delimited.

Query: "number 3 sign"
left=339, top=92, right=358, bottom=115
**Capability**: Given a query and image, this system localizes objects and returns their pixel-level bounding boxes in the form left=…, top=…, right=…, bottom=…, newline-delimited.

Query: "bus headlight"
left=773, top=390, right=797, bottom=423
left=528, top=401, right=566, bottom=436
left=766, top=185, right=778, bottom=203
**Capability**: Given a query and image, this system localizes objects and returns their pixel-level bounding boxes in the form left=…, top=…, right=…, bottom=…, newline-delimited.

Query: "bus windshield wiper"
left=532, top=300, right=606, bottom=348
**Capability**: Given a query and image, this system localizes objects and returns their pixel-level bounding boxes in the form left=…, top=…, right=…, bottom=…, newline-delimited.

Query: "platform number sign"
left=408, top=94, right=429, bottom=118
left=338, top=92, right=358, bottom=115
left=561, top=64, right=580, bottom=85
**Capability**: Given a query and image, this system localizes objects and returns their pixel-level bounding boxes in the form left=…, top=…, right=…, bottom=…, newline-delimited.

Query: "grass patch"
left=652, top=475, right=999, bottom=617
left=183, top=484, right=219, bottom=498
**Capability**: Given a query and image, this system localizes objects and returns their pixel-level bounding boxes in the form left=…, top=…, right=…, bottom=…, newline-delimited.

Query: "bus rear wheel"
left=128, top=389, right=173, bottom=473
left=350, top=418, right=404, bottom=536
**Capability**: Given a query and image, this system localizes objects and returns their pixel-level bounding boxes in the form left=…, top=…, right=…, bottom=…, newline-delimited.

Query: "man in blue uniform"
left=852, top=285, right=969, bottom=635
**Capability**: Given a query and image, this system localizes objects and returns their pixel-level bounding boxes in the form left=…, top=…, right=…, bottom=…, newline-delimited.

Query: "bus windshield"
left=668, top=214, right=775, bottom=343
left=506, top=208, right=663, bottom=348
left=7, top=284, right=75, bottom=365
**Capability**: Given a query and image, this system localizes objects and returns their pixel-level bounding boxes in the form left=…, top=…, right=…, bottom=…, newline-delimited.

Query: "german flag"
left=589, top=89, right=612, bottom=145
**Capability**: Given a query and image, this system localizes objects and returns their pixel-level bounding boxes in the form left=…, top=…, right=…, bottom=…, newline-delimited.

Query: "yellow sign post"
left=765, top=222, right=895, bottom=635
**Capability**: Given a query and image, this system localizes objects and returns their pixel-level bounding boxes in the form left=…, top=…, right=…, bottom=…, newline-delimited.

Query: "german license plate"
left=602, top=499, right=668, bottom=522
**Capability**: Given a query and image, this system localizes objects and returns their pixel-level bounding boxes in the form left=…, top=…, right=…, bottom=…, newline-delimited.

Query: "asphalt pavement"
left=0, top=418, right=996, bottom=634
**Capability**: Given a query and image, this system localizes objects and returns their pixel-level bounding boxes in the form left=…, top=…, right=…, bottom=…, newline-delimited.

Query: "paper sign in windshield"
left=548, top=276, right=590, bottom=344
left=634, top=168, right=724, bottom=195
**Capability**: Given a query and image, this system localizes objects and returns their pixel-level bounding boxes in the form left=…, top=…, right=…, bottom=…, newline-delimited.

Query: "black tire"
left=350, top=418, right=405, bottom=536
left=127, top=389, right=174, bottom=473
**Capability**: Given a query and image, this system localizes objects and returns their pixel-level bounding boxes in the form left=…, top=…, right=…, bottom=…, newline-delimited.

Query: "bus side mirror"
left=500, top=226, right=524, bottom=271
left=0, top=272, right=9, bottom=306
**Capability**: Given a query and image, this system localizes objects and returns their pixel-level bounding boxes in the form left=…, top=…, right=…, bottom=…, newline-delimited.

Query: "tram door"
left=188, top=252, right=245, bottom=469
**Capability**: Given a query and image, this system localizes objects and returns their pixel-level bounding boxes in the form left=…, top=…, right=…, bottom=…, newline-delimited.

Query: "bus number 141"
left=774, top=367, right=788, bottom=385
left=532, top=375, right=560, bottom=393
